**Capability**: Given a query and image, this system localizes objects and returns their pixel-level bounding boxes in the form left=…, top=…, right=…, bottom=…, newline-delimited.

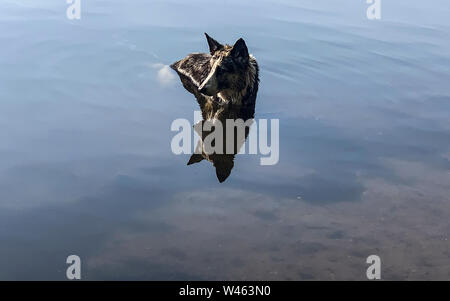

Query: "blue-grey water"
left=0, top=0, right=449, bottom=280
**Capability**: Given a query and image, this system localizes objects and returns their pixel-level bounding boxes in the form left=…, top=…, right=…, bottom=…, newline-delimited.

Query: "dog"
left=171, top=33, right=260, bottom=182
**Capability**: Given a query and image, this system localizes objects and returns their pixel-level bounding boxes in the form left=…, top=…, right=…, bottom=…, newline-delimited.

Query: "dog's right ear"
left=231, top=38, right=249, bottom=65
left=205, top=33, right=223, bottom=54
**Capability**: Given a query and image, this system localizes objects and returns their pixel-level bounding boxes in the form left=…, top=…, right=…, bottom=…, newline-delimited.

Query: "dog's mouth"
left=198, top=86, right=216, bottom=97
left=200, top=91, right=215, bottom=97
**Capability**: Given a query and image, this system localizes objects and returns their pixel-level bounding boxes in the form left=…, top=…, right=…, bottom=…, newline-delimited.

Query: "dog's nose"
left=198, top=86, right=207, bottom=94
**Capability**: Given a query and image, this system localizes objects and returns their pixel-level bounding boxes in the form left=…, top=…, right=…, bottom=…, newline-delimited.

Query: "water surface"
left=0, top=0, right=449, bottom=280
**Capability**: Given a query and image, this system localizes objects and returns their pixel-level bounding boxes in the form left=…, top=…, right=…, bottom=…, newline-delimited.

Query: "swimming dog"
left=171, top=33, right=260, bottom=182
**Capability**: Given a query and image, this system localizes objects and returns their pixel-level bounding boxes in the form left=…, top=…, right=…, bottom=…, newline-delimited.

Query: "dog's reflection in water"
left=171, top=33, right=260, bottom=182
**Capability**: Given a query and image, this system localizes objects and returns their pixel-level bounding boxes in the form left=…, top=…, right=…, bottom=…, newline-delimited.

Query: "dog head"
left=198, top=33, right=250, bottom=97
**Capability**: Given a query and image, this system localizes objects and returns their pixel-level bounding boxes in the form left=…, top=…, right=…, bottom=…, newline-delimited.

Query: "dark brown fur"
left=171, top=33, right=260, bottom=182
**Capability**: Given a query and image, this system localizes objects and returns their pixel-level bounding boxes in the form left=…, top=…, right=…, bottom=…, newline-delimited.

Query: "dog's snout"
left=199, top=85, right=214, bottom=96
left=198, top=73, right=217, bottom=96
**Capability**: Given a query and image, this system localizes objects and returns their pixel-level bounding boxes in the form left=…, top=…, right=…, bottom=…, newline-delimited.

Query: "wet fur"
left=171, top=34, right=260, bottom=182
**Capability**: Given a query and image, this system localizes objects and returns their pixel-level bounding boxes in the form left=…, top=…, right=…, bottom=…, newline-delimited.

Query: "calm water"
left=1, top=0, right=449, bottom=280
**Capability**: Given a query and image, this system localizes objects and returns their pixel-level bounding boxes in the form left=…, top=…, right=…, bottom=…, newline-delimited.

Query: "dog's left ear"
left=187, top=154, right=204, bottom=165
left=231, top=38, right=249, bottom=65
left=205, top=33, right=223, bottom=54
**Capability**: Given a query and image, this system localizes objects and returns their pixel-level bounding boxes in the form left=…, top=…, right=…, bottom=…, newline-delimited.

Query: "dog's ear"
left=187, top=154, right=204, bottom=165
left=213, top=156, right=234, bottom=183
left=205, top=33, right=223, bottom=54
left=231, top=38, right=249, bottom=65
